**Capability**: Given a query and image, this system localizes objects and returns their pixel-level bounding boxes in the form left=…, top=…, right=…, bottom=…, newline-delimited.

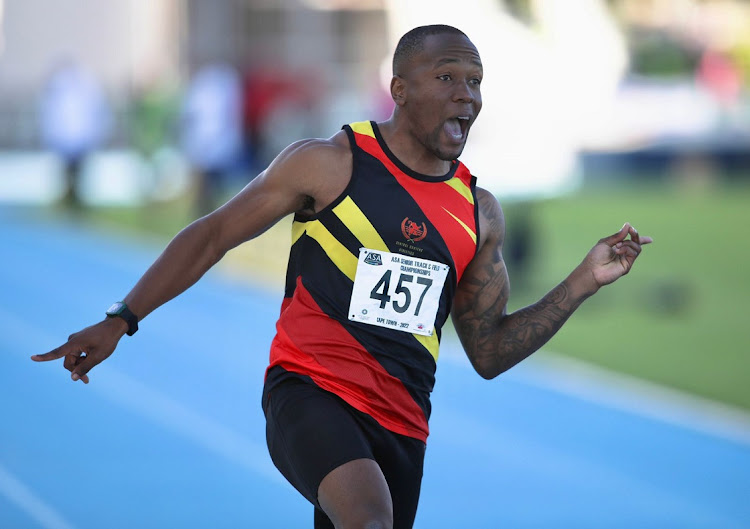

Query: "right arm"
left=123, top=138, right=323, bottom=322
left=32, top=133, right=352, bottom=382
left=452, top=188, right=650, bottom=379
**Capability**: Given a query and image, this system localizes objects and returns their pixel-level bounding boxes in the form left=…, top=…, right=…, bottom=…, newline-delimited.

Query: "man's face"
left=398, top=33, right=483, bottom=161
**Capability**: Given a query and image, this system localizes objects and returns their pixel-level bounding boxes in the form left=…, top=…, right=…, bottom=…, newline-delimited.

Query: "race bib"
left=348, top=248, right=450, bottom=336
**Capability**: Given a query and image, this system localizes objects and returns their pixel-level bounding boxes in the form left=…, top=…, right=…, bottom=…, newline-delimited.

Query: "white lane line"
left=0, top=463, right=77, bottom=529
left=2, top=306, right=285, bottom=486
left=441, top=340, right=750, bottom=446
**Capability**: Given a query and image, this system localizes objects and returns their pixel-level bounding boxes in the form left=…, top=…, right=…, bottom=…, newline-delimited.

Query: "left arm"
left=451, top=189, right=652, bottom=379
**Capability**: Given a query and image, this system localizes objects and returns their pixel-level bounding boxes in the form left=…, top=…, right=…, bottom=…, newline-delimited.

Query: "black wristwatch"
left=106, top=301, right=139, bottom=336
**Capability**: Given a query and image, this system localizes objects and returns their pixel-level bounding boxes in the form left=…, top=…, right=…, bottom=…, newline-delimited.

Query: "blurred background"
left=1, top=0, right=750, bottom=526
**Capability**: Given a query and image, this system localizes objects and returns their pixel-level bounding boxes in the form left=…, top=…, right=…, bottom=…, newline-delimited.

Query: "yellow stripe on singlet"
left=414, top=332, right=440, bottom=362
left=443, top=176, right=475, bottom=205
left=333, top=197, right=390, bottom=252
left=303, top=220, right=358, bottom=281
left=350, top=121, right=376, bottom=138
left=443, top=208, right=477, bottom=244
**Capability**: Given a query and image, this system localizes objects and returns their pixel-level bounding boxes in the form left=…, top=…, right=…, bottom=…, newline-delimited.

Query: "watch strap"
left=106, top=302, right=139, bottom=336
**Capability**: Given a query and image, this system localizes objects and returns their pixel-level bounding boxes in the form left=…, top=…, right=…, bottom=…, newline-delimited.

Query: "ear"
left=390, top=75, right=406, bottom=107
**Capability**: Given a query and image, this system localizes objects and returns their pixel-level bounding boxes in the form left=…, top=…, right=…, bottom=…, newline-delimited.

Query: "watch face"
left=107, top=302, right=124, bottom=315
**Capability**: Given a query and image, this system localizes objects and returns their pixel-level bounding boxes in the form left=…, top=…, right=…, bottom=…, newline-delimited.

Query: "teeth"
left=457, top=116, right=469, bottom=120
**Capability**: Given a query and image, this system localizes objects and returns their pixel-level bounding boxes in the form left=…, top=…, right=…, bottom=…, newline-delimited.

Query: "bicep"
left=451, top=190, right=510, bottom=364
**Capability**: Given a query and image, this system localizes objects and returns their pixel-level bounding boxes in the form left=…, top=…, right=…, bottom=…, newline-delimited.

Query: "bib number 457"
left=370, top=270, right=433, bottom=316
left=348, top=248, right=449, bottom=336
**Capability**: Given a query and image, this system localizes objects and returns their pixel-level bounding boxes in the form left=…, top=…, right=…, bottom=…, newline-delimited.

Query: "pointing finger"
left=31, top=343, right=79, bottom=362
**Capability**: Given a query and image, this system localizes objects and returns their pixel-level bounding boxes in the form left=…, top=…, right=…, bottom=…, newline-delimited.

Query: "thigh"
left=313, top=417, right=426, bottom=529
left=264, top=378, right=375, bottom=507
left=371, top=428, right=426, bottom=529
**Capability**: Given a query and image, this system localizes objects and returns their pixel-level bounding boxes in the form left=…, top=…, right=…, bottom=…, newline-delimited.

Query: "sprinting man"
left=33, top=25, right=652, bottom=529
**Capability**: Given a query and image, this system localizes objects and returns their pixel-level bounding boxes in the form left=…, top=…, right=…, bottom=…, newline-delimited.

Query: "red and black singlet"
left=264, top=121, right=480, bottom=442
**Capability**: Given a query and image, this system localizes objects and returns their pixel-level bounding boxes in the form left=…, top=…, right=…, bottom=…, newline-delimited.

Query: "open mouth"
left=444, top=116, right=471, bottom=142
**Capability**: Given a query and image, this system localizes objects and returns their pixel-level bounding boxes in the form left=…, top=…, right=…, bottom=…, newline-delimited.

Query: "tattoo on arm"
left=456, top=275, right=585, bottom=378
left=491, top=283, right=580, bottom=371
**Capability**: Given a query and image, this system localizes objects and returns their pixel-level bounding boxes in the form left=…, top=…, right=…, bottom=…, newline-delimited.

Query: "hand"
left=582, top=223, right=653, bottom=290
left=30, top=317, right=127, bottom=383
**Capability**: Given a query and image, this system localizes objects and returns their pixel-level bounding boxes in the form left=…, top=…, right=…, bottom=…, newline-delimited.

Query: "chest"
left=342, top=160, right=477, bottom=277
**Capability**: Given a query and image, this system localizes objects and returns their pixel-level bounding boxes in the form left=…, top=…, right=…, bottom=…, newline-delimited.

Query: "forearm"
left=454, top=265, right=597, bottom=379
left=122, top=217, right=226, bottom=321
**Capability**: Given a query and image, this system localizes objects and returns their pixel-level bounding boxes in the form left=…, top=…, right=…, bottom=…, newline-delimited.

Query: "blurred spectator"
left=180, top=64, right=244, bottom=217
left=696, top=49, right=742, bottom=107
left=38, top=62, right=112, bottom=208
left=504, top=202, right=536, bottom=291
left=129, top=78, right=182, bottom=201
left=241, top=67, right=320, bottom=170
left=130, top=78, right=180, bottom=160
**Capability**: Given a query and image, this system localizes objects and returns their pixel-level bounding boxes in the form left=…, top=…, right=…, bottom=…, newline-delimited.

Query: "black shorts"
left=263, top=376, right=426, bottom=528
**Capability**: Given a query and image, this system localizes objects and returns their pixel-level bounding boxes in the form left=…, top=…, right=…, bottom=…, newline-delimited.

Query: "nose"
left=453, top=80, right=475, bottom=104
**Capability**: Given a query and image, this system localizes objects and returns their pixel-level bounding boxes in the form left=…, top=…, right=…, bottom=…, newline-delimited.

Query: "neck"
left=377, top=117, right=453, bottom=177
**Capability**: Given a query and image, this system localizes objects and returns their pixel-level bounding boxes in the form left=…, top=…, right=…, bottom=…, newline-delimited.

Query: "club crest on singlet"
left=348, top=248, right=450, bottom=336
left=401, top=218, right=428, bottom=243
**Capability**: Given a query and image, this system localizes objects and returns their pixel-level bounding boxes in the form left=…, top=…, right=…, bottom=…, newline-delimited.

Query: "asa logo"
left=364, top=252, right=383, bottom=265
left=401, top=218, right=427, bottom=243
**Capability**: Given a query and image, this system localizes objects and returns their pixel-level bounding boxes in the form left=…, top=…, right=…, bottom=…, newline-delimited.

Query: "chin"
left=436, top=143, right=465, bottom=161
left=425, top=127, right=468, bottom=161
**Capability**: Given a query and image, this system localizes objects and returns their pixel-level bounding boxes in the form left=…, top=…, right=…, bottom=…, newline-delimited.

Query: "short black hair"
left=392, top=24, right=468, bottom=76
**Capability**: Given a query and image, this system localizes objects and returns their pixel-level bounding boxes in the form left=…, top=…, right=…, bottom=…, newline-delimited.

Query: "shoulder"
left=475, top=186, right=505, bottom=250
left=264, top=129, right=353, bottom=214
left=271, top=130, right=351, bottom=176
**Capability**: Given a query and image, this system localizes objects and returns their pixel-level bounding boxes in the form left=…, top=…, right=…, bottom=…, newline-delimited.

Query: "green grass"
left=79, top=179, right=750, bottom=410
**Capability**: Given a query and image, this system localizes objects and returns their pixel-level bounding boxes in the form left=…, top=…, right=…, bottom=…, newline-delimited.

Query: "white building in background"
left=0, top=0, right=182, bottom=96
left=0, top=0, right=183, bottom=145
left=0, top=0, right=185, bottom=204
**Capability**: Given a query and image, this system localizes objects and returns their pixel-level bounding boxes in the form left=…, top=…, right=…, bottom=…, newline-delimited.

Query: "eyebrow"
left=433, top=57, right=483, bottom=69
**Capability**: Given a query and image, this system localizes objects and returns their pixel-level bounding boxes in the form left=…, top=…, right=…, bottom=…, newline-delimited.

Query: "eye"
left=469, top=77, right=482, bottom=86
left=437, top=74, right=452, bottom=81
